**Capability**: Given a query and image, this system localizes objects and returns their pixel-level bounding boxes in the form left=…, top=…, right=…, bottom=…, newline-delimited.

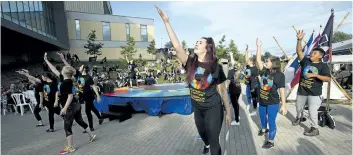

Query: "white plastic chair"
left=11, top=93, right=34, bottom=116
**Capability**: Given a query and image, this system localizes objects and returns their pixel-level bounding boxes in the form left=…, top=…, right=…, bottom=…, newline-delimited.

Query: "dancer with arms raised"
left=156, top=6, right=231, bottom=155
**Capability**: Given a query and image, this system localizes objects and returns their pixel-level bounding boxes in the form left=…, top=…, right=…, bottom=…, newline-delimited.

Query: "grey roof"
left=332, top=39, right=352, bottom=52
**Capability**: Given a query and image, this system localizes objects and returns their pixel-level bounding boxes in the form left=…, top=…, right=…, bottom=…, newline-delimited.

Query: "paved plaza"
left=1, top=84, right=352, bottom=155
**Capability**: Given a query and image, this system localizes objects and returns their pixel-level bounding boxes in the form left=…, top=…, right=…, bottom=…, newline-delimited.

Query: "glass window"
left=9, top=2, right=19, bottom=24
left=29, top=2, right=37, bottom=31
left=125, top=23, right=130, bottom=41
left=140, top=25, right=148, bottom=42
left=102, top=22, right=111, bottom=41
left=16, top=1, right=26, bottom=27
left=33, top=1, right=39, bottom=11
left=40, top=15, right=46, bottom=36
left=23, top=2, right=32, bottom=30
left=1, top=1, right=11, bottom=21
left=75, top=20, right=81, bottom=39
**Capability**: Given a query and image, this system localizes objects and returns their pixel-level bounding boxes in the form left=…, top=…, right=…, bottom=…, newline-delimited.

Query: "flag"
left=289, top=32, right=315, bottom=88
left=318, top=11, right=334, bottom=62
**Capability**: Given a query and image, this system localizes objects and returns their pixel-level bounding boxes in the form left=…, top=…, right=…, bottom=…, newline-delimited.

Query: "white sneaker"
left=250, top=111, right=256, bottom=116
left=231, top=121, right=240, bottom=126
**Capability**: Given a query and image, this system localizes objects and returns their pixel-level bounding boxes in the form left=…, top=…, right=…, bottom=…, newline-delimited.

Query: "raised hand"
left=296, top=30, right=305, bottom=40
left=16, top=71, right=25, bottom=75
left=21, top=69, right=29, bottom=73
left=44, top=53, right=48, bottom=61
left=155, top=5, right=169, bottom=22
left=256, top=38, right=262, bottom=46
left=246, top=44, right=249, bottom=51
left=57, top=52, right=64, bottom=59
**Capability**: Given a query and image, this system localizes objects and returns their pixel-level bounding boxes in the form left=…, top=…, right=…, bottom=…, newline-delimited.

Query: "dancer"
left=77, top=65, right=103, bottom=132
left=58, top=66, right=96, bottom=154
left=227, top=52, right=242, bottom=126
left=244, top=45, right=259, bottom=115
left=255, top=38, right=287, bottom=148
left=126, top=56, right=137, bottom=87
left=292, top=30, right=330, bottom=136
left=16, top=70, right=44, bottom=127
left=156, top=6, right=231, bottom=155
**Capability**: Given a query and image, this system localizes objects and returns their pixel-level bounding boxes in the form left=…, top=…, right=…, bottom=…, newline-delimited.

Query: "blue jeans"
left=259, top=104, right=280, bottom=141
left=246, top=85, right=252, bottom=104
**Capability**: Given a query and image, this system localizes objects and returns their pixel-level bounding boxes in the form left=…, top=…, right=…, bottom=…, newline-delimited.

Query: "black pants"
left=194, top=104, right=224, bottom=155
left=251, top=87, right=259, bottom=109
left=33, top=103, right=42, bottom=121
left=85, top=98, right=102, bottom=129
left=230, top=92, right=240, bottom=122
left=47, top=104, right=61, bottom=129
left=64, top=103, right=88, bottom=137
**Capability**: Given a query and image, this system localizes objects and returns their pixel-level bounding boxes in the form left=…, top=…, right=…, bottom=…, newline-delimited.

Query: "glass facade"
left=125, top=23, right=130, bottom=41
left=1, top=1, right=56, bottom=40
left=140, top=24, right=147, bottom=42
left=102, top=22, right=111, bottom=41
left=75, top=19, right=80, bottom=39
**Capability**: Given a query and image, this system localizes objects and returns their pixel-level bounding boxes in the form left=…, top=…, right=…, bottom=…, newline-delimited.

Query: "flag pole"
left=326, top=9, right=334, bottom=108
left=273, top=36, right=289, bottom=59
left=334, top=12, right=350, bottom=33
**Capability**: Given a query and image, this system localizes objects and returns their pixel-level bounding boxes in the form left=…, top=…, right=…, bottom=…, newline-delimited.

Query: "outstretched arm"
left=245, top=44, right=249, bottom=63
left=156, top=6, right=188, bottom=66
left=296, top=30, right=305, bottom=61
left=44, top=53, right=60, bottom=77
left=256, top=38, right=264, bottom=70
left=16, top=71, right=41, bottom=84
left=57, top=52, right=70, bottom=66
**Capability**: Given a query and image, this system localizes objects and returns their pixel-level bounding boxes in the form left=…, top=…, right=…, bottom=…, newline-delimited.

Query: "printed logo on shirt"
left=300, top=65, right=319, bottom=89
left=43, top=84, right=50, bottom=101
left=58, top=82, right=62, bottom=95
left=244, top=69, right=251, bottom=79
left=190, top=67, right=212, bottom=90
left=77, top=77, right=85, bottom=93
left=259, top=75, right=274, bottom=101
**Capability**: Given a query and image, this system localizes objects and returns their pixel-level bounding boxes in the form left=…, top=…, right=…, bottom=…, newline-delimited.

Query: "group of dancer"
left=156, top=5, right=330, bottom=155
left=16, top=52, right=104, bottom=154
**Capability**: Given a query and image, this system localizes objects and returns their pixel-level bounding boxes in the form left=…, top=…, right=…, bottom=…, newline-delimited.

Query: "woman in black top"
left=255, top=38, right=287, bottom=148
left=16, top=70, right=44, bottom=127
left=227, top=52, right=242, bottom=126
left=157, top=6, right=231, bottom=155
left=59, top=66, right=96, bottom=154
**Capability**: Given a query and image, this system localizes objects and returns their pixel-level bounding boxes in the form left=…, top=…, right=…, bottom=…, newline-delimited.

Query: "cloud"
left=167, top=1, right=352, bottom=56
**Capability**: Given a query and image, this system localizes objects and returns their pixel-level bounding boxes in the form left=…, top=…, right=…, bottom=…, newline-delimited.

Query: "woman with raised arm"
left=244, top=45, right=259, bottom=115
left=156, top=6, right=231, bottom=155
left=255, top=38, right=287, bottom=148
left=16, top=70, right=44, bottom=127
left=58, top=66, right=96, bottom=155
left=227, top=52, right=242, bottom=126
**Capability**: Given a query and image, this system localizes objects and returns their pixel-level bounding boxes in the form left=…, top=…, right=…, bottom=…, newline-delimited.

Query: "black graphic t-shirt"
left=244, top=66, right=259, bottom=89
left=43, top=79, right=58, bottom=104
left=184, top=56, right=227, bottom=109
left=77, top=74, right=95, bottom=98
left=34, top=82, right=43, bottom=104
left=298, top=57, right=330, bottom=96
left=258, top=69, right=285, bottom=105
left=60, top=79, right=76, bottom=107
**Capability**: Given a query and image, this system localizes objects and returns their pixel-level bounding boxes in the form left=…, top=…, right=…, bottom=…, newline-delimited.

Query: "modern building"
left=1, top=1, right=155, bottom=67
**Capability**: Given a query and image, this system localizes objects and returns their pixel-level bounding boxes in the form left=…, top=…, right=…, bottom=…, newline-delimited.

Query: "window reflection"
left=140, top=25, right=147, bottom=42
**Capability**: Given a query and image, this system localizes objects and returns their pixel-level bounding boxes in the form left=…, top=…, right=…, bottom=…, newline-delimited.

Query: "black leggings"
left=33, top=103, right=42, bottom=121
left=85, top=98, right=102, bottom=129
left=230, top=92, right=240, bottom=122
left=194, top=104, right=224, bottom=155
left=47, top=104, right=61, bottom=129
left=64, top=103, right=88, bottom=137
left=251, top=87, right=259, bottom=109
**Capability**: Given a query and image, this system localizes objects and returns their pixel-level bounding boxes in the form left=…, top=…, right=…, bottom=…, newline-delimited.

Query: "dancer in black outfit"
left=59, top=66, right=96, bottom=155
left=42, top=72, right=61, bottom=132
left=157, top=6, right=231, bottom=155
left=16, top=70, right=44, bottom=127
left=227, top=52, right=242, bottom=126
left=78, top=65, right=103, bottom=132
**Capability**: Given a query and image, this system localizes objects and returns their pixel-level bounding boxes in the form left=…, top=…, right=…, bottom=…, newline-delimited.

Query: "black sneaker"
left=262, top=141, right=274, bottom=149
left=99, top=119, right=104, bottom=125
left=46, top=129, right=54, bottom=132
left=258, top=129, right=269, bottom=136
left=292, top=117, right=301, bottom=126
left=304, top=127, right=319, bottom=136
left=202, top=145, right=210, bottom=154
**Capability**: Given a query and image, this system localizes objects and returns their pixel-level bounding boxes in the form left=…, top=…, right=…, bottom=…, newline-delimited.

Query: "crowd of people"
left=156, top=5, right=331, bottom=155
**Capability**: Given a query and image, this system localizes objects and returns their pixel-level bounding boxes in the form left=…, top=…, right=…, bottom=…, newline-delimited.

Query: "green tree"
left=216, top=35, right=227, bottom=59
left=164, top=41, right=173, bottom=49
left=182, top=40, right=187, bottom=50
left=84, top=30, right=103, bottom=57
left=120, top=37, right=137, bottom=60
left=333, top=31, right=352, bottom=43
left=147, top=40, right=157, bottom=55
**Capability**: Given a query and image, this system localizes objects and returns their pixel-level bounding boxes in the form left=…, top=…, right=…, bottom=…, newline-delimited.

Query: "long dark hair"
left=186, top=37, right=218, bottom=85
